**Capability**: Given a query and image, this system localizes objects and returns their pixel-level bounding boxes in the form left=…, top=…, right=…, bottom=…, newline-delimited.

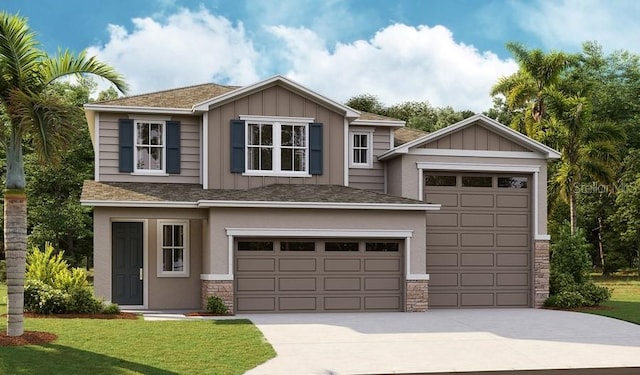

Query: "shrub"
left=24, top=280, right=68, bottom=314
left=102, top=303, right=121, bottom=314
left=544, top=290, right=586, bottom=309
left=67, top=287, right=103, bottom=314
left=0, top=260, right=6, bottom=282
left=579, top=282, right=612, bottom=307
left=206, top=296, right=229, bottom=315
left=27, top=242, right=89, bottom=292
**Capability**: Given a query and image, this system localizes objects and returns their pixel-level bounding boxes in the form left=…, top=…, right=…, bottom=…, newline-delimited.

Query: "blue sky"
left=4, top=0, right=639, bottom=112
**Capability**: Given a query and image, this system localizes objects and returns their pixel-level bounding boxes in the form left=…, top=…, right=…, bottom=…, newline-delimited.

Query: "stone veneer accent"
left=534, top=240, right=550, bottom=308
left=405, top=279, right=428, bottom=312
left=201, top=280, right=234, bottom=315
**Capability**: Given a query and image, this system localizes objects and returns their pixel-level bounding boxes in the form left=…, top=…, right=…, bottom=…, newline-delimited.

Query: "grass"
left=578, top=274, right=640, bottom=325
left=0, top=283, right=276, bottom=374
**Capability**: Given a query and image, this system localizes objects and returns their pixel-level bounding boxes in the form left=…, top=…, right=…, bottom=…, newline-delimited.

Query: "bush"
left=24, top=280, right=68, bottom=314
left=206, top=296, right=229, bottom=315
left=27, top=242, right=89, bottom=292
left=67, top=287, right=103, bottom=314
left=102, top=303, right=121, bottom=315
left=0, top=260, right=6, bottom=282
left=545, top=224, right=611, bottom=308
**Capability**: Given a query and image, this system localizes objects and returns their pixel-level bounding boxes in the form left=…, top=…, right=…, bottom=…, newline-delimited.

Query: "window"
left=325, top=242, right=359, bottom=251
left=462, top=176, right=493, bottom=187
left=118, top=118, right=181, bottom=174
left=237, top=241, right=274, bottom=251
left=135, top=121, right=164, bottom=172
left=246, top=120, right=308, bottom=175
left=425, top=175, right=457, bottom=186
left=280, top=241, right=315, bottom=251
left=349, top=130, right=373, bottom=168
left=498, top=177, right=528, bottom=189
left=366, top=242, right=400, bottom=252
left=157, top=220, right=189, bottom=277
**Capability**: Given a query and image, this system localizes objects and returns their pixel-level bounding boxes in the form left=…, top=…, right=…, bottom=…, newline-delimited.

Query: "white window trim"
left=157, top=219, right=190, bottom=278
left=133, top=119, right=167, bottom=175
left=349, top=129, right=374, bottom=168
left=241, top=117, right=312, bottom=177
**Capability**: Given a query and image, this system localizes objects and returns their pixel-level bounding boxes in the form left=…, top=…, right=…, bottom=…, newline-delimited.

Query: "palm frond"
left=0, top=12, right=44, bottom=95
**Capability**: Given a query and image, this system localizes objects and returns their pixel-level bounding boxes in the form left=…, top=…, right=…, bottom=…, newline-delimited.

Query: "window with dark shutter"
left=118, top=119, right=134, bottom=173
left=166, top=121, right=181, bottom=174
left=230, top=119, right=246, bottom=173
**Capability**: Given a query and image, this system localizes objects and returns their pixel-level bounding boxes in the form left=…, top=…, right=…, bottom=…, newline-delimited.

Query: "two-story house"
left=81, top=75, right=560, bottom=314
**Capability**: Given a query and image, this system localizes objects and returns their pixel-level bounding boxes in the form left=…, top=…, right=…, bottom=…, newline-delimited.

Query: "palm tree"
left=543, top=87, right=625, bottom=234
left=0, top=12, right=127, bottom=336
left=491, top=42, right=573, bottom=140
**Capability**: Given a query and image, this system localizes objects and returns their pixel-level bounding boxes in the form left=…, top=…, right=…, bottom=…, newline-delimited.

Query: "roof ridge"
left=94, top=82, right=241, bottom=105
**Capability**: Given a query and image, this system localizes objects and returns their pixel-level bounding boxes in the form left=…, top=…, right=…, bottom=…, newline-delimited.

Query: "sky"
left=4, top=0, right=639, bottom=112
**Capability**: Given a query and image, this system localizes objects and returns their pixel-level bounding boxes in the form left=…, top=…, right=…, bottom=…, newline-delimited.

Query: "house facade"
left=81, top=75, right=560, bottom=313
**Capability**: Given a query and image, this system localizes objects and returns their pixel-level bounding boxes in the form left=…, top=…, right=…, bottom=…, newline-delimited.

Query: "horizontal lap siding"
left=98, top=113, right=201, bottom=183
left=208, top=85, right=345, bottom=189
left=348, top=127, right=389, bottom=193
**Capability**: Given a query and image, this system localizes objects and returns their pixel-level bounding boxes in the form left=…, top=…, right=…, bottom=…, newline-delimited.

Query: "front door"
left=112, top=222, right=144, bottom=305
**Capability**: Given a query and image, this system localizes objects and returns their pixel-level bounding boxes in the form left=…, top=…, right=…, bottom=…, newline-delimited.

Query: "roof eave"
left=351, top=119, right=406, bottom=127
left=83, top=104, right=195, bottom=115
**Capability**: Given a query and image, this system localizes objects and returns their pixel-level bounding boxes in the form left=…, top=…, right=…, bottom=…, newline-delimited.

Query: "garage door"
left=235, top=239, right=403, bottom=313
left=425, top=173, right=531, bottom=308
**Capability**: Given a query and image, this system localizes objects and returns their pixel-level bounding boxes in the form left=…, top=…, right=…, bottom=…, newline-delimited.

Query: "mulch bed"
left=1, top=312, right=139, bottom=320
left=0, top=331, right=58, bottom=346
left=184, top=311, right=230, bottom=317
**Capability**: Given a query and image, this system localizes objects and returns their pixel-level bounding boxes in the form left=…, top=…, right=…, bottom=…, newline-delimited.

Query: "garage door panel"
left=496, top=273, right=529, bottom=286
left=461, top=213, right=494, bottom=227
left=237, top=297, right=276, bottom=312
left=429, top=273, right=458, bottom=287
left=497, top=195, right=528, bottom=208
left=496, top=253, right=529, bottom=267
left=279, top=258, right=316, bottom=272
left=496, top=233, right=529, bottom=247
left=237, top=258, right=275, bottom=272
left=426, top=193, right=458, bottom=206
left=461, top=194, right=494, bottom=207
left=497, top=214, right=528, bottom=228
left=237, top=278, right=276, bottom=292
left=279, top=297, right=317, bottom=311
left=324, top=277, right=361, bottom=291
left=364, top=277, right=401, bottom=291
left=427, top=233, right=458, bottom=247
left=496, top=292, right=529, bottom=306
left=427, top=253, right=458, bottom=267
left=426, top=173, right=532, bottom=308
left=427, top=212, right=458, bottom=226
left=324, top=297, right=361, bottom=310
left=460, top=273, right=494, bottom=287
left=365, top=296, right=401, bottom=310
left=429, top=293, right=458, bottom=307
left=460, top=253, right=494, bottom=266
left=364, top=258, right=401, bottom=272
left=461, top=293, right=494, bottom=307
left=324, top=258, right=360, bottom=272
left=461, top=233, right=494, bottom=247
left=279, top=277, right=317, bottom=291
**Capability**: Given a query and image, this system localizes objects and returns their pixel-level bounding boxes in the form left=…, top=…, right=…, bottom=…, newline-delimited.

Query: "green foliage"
left=206, top=296, right=229, bottom=315
left=102, top=303, right=121, bottom=315
left=0, top=260, right=5, bottom=282
left=25, top=242, right=104, bottom=314
left=26, top=242, right=89, bottom=292
left=546, top=224, right=611, bottom=308
left=345, top=93, right=385, bottom=114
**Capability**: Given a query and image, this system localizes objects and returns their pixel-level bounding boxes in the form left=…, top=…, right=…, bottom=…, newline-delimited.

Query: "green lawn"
left=578, top=275, right=640, bottom=325
left=0, top=283, right=275, bottom=374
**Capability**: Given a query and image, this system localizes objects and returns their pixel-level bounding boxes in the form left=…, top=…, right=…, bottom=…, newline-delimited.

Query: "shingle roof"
left=357, top=111, right=403, bottom=121
left=394, top=127, right=428, bottom=146
left=95, top=83, right=240, bottom=109
left=81, top=180, right=425, bottom=206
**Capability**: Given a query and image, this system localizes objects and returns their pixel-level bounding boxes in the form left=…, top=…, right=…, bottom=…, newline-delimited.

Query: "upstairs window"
left=349, top=130, right=373, bottom=168
left=118, top=118, right=181, bottom=175
left=231, top=116, right=322, bottom=177
left=135, top=121, right=164, bottom=172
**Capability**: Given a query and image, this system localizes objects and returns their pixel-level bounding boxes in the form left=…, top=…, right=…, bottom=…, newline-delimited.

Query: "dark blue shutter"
left=118, top=119, right=134, bottom=173
left=166, top=120, right=181, bottom=174
left=309, top=123, right=323, bottom=175
left=230, top=120, right=245, bottom=173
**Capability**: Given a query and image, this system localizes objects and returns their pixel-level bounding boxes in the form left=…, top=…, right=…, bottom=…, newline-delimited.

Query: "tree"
left=0, top=13, right=127, bottom=336
left=345, top=93, right=385, bottom=114
left=491, top=42, right=574, bottom=140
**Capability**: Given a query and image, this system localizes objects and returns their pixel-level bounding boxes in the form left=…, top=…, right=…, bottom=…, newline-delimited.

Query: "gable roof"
left=394, top=127, right=428, bottom=147
left=378, top=113, right=561, bottom=160
left=81, top=181, right=440, bottom=211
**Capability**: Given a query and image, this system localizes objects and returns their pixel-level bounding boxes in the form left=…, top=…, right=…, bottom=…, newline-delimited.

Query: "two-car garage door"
left=235, top=239, right=403, bottom=313
left=425, top=173, right=532, bottom=308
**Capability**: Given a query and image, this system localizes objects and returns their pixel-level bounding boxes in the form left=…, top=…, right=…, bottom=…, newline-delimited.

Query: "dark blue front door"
left=112, top=222, right=143, bottom=305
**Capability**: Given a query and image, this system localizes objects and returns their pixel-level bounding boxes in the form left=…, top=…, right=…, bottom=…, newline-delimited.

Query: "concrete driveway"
left=243, top=309, right=640, bottom=375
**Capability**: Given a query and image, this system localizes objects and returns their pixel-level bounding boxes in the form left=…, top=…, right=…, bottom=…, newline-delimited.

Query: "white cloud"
left=87, top=7, right=260, bottom=95
left=269, top=23, right=518, bottom=112
left=512, top=0, right=640, bottom=53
